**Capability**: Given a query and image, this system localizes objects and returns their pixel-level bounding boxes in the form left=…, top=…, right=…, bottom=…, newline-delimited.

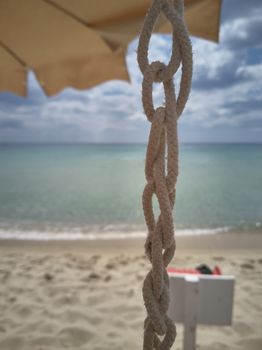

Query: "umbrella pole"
left=137, top=0, right=193, bottom=348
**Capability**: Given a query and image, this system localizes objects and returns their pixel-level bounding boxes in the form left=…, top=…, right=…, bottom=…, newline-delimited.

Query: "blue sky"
left=0, top=0, right=261, bottom=143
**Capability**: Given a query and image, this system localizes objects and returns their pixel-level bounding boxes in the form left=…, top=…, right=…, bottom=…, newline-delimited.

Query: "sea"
left=0, top=143, right=261, bottom=240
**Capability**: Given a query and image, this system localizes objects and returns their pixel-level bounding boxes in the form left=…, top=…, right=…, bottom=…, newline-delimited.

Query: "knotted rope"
left=137, top=0, right=193, bottom=349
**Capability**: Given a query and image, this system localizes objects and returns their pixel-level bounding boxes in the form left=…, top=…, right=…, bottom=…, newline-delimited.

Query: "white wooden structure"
left=167, top=273, right=235, bottom=350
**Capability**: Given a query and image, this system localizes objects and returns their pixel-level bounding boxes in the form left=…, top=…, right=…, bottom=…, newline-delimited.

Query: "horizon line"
left=0, top=142, right=262, bottom=146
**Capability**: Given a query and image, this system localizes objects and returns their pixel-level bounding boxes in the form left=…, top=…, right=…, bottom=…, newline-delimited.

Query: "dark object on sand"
left=44, top=273, right=53, bottom=281
left=196, top=264, right=213, bottom=275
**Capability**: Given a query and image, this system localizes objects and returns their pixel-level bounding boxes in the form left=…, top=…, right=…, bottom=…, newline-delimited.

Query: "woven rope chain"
left=137, top=0, right=193, bottom=349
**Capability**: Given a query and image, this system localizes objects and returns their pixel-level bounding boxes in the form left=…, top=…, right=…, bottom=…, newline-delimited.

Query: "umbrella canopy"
left=0, top=0, right=222, bottom=97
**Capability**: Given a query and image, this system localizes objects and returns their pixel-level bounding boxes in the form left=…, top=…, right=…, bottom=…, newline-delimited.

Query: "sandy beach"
left=0, top=232, right=262, bottom=350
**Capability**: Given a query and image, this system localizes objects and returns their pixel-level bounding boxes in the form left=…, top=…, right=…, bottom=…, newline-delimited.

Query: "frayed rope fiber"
left=137, top=0, right=193, bottom=349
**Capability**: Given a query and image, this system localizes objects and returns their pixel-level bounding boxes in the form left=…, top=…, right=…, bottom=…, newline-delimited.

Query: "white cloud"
left=0, top=0, right=262, bottom=143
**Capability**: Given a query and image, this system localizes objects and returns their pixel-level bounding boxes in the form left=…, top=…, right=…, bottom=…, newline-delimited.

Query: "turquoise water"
left=0, top=144, right=261, bottom=239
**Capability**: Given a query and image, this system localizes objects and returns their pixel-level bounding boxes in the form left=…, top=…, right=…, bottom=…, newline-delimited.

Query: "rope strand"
left=137, top=0, right=193, bottom=348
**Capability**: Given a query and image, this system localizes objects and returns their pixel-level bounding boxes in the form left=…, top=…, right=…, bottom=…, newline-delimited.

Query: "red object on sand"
left=212, top=265, right=222, bottom=275
left=167, top=267, right=200, bottom=275
left=167, top=265, right=222, bottom=275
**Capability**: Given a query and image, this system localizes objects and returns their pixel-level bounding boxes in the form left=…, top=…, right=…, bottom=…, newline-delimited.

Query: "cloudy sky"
left=0, top=0, right=261, bottom=144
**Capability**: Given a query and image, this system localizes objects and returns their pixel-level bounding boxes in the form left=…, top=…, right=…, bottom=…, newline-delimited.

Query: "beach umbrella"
left=0, top=0, right=222, bottom=97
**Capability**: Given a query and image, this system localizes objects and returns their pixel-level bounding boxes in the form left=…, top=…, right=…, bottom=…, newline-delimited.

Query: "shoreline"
left=0, top=231, right=261, bottom=255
